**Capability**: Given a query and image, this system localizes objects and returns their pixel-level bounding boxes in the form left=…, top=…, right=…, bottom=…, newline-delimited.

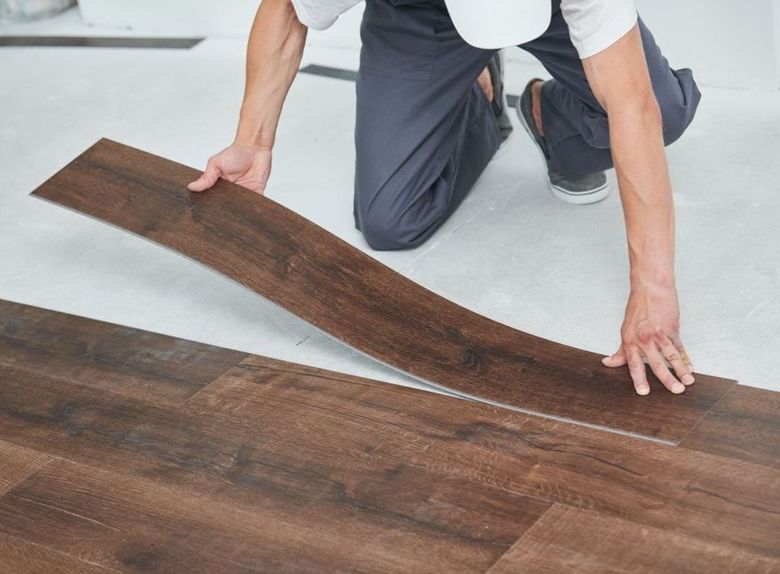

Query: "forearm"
left=235, top=0, right=307, bottom=149
left=610, top=100, right=676, bottom=290
left=583, top=25, right=675, bottom=290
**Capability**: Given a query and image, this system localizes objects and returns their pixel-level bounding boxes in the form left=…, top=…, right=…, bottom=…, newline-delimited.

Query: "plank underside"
left=30, top=139, right=737, bottom=441
left=0, top=300, right=778, bottom=573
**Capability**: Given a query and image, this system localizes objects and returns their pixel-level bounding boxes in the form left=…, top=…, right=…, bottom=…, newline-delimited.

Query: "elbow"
left=605, top=90, right=661, bottom=122
left=604, top=91, right=663, bottom=134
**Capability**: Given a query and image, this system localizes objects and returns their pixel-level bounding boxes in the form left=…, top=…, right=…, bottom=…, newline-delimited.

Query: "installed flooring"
left=0, top=299, right=778, bottom=573
left=32, top=139, right=737, bottom=442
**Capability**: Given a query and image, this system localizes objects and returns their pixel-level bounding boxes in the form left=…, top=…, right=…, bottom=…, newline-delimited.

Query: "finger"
left=661, top=341, right=695, bottom=386
left=645, top=347, right=685, bottom=394
left=602, top=347, right=627, bottom=368
left=187, top=160, right=221, bottom=192
left=626, top=348, right=650, bottom=396
left=670, top=334, right=694, bottom=372
left=478, top=68, right=494, bottom=102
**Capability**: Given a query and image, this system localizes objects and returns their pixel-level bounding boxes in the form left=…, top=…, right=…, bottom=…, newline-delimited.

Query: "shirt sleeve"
left=561, top=0, right=638, bottom=59
left=290, top=0, right=362, bottom=31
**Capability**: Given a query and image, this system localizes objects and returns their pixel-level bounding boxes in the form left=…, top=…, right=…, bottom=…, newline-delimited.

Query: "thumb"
left=602, top=348, right=627, bottom=368
left=188, top=160, right=221, bottom=192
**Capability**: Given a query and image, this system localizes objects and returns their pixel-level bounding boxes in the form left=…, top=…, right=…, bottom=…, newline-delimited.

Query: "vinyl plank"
left=0, top=308, right=776, bottom=566
left=680, top=385, right=780, bottom=469
left=0, top=532, right=113, bottom=574
left=185, top=357, right=780, bottom=559
left=0, top=299, right=247, bottom=405
left=0, top=453, right=541, bottom=573
left=30, top=139, right=736, bottom=441
left=0, top=36, right=203, bottom=49
left=0, top=363, right=547, bottom=572
left=0, top=440, right=52, bottom=496
left=487, top=505, right=777, bottom=574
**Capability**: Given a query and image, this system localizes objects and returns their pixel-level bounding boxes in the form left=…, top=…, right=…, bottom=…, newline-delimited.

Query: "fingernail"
left=683, top=375, right=695, bottom=385
left=673, top=382, right=686, bottom=394
left=637, top=386, right=650, bottom=396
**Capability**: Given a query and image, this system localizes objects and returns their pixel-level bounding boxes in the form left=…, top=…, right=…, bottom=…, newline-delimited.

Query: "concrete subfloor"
left=1, top=8, right=779, bottom=395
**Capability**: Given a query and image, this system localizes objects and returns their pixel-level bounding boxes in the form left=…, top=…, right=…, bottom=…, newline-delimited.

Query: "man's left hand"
left=603, top=284, right=695, bottom=395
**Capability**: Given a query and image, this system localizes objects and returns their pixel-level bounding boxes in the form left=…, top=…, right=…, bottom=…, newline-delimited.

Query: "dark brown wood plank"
left=0, top=363, right=548, bottom=572
left=4, top=457, right=532, bottom=573
left=30, top=139, right=736, bottom=441
left=0, top=299, right=247, bottom=405
left=0, top=532, right=112, bottom=574
left=0, top=440, right=52, bottom=496
left=0, top=36, right=202, bottom=49
left=186, top=357, right=780, bottom=560
left=487, top=505, right=778, bottom=574
left=2, top=345, right=774, bottom=563
left=680, top=385, right=780, bottom=469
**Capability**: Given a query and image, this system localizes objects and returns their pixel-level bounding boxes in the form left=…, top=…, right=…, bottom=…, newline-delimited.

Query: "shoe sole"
left=514, top=96, right=611, bottom=205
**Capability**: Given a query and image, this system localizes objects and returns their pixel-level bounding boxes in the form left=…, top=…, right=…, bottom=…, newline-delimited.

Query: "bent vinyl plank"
left=0, top=301, right=777, bottom=570
left=30, top=139, right=736, bottom=441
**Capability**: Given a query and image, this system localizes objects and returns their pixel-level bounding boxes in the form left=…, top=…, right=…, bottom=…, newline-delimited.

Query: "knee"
left=658, top=69, right=702, bottom=146
left=357, top=193, right=440, bottom=251
left=360, top=210, right=415, bottom=251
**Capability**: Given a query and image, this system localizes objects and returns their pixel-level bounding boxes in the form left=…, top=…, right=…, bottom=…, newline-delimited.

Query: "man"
left=189, top=0, right=701, bottom=396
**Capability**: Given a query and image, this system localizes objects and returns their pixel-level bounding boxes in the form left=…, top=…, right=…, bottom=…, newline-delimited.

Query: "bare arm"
left=582, top=25, right=695, bottom=395
left=189, top=0, right=307, bottom=193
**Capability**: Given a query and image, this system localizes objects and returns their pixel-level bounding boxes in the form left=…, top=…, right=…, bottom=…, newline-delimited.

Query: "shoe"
left=487, top=50, right=514, bottom=143
left=516, top=78, right=610, bottom=205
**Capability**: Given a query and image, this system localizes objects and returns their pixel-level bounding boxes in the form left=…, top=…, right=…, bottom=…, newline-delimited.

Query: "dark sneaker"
left=516, top=78, right=610, bottom=204
left=487, top=50, right=514, bottom=143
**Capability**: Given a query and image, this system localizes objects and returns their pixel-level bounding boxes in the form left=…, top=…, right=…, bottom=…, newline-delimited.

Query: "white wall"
left=78, top=0, right=779, bottom=90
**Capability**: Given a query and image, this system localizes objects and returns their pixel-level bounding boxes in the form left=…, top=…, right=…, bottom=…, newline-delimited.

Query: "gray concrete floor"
left=2, top=9, right=779, bottom=394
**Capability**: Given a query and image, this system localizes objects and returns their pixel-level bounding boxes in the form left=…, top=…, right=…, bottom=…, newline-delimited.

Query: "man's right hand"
left=188, top=143, right=272, bottom=195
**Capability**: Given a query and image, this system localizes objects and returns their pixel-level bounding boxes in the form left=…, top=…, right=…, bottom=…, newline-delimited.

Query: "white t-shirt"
left=290, top=0, right=637, bottom=59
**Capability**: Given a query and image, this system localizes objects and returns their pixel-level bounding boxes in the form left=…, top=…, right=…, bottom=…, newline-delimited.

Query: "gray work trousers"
left=354, top=0, right=701, bottom=250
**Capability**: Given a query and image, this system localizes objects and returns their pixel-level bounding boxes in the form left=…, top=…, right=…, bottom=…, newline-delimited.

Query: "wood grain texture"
left=0, top=455, right=543, bottom=574
left=0, top=440, right=52, bottom=496
left=487, top=505, right=778, bottom=574
left=188, top=357, right=780, bottom=560
left=0, top=301, right=777, bottom=571
left=1, top=346, right=776, bottom=563
left=680, top=385, right=780, bottom=469
left=0, top=532, right=112, bottom=574
left=0, top=299, right=247, bottom=405
left=0, top=364, right=547, bottom=571
left=30, top=139, right=736, bottom=441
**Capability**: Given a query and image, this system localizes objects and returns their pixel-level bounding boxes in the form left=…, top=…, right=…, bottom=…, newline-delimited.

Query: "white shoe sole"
left=515, top=98, right=611, bottom=205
